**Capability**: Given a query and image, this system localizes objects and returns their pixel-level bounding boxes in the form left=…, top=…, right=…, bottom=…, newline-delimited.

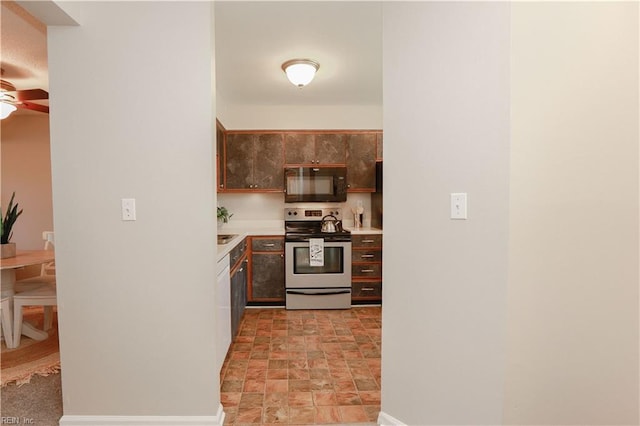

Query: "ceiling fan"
left=0, top=74, right=49, bottom=119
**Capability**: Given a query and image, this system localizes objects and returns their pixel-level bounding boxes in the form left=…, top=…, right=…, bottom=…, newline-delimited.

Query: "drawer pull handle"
left=362, top=239, right=375, bottom=243
left=263, top=243, right=275, bottom=247
left=360, top=269, right=375, bottom=273
left=361, top=287, right=375, bottom=291
left=361, top=254, right=375, bottom=258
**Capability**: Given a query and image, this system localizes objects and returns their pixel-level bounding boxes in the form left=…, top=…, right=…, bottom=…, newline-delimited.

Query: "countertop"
left=216, top=223, right=382, bottom=261
left=216, top=224, right=285, bottom=261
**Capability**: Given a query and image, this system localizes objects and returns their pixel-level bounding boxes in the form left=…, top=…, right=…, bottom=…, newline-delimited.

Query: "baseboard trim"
left=377, top=410, right=407, bottom=426
left=60, top=404, right=225, bottom=426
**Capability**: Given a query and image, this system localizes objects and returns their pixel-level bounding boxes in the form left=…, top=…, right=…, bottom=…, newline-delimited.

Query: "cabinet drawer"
left=251, top=237, right=284, bottom=252
left=352, top=234, right=382, bottom=248
left=229, top=238, right=247, bottom=268
left=352, top=249, right=382, bottom=263
left=352, top=282, right=382, bottom=298
left=352, top=263, right=382, bottom=278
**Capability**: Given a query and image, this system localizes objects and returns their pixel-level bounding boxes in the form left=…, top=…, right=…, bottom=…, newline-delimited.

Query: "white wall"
left=217, top=101, right=382, bottom=130
left=218, top=192, right=372, bottom=228
left=0, top=115, right=53, bottom=250
left=504, top=3, right=639, bottom=424
left=381, top=3, right=510, bottom=424
left=47, top=1, right=220, bottom=420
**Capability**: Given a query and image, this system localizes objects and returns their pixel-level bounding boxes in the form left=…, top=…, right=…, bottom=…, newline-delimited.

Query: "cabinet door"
left=315, top=133, right=346, bottom=165
left=346, top=133, right=377, bottom=191
left=225, top=134, right=254, bottom=189
left=251, top=252, right=285, bottom=300
left=254, top=134, right=284, bottom=191
left=285, top=133, right=315, bottom=165
left=216, top=121, right=225, bottom=191
left=230, top=267, right=241, bottom=338
left=231, top=259, right=247, bottom=338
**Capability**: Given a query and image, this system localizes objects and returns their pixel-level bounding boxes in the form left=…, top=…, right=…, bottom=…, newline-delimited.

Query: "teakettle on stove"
left=321, top=214, right=340, bottom=233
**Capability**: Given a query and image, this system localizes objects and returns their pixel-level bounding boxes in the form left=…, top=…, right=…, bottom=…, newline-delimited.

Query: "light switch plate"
left=121, top=198, right=136, bottom=221
left=451, top=193, right=467, bottom=219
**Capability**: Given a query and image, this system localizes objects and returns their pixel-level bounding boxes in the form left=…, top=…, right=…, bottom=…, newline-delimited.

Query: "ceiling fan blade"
left=16, top=102, right=49, bottom=114
left=6, top=88, right=49, bottom=101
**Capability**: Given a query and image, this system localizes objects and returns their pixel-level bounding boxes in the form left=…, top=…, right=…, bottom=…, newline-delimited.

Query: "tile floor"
left=220, top=307, right=382, bottom=425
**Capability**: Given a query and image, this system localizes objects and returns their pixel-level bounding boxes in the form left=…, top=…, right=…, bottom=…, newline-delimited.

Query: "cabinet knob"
left=219, top=184, right=224, bottom=188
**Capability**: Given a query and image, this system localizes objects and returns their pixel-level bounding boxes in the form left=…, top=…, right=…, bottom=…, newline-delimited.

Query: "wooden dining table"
left=1, top=250, right=56, bottom=346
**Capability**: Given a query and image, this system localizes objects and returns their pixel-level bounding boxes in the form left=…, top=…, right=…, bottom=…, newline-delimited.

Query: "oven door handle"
left=286, top=289, right=351, bottom=296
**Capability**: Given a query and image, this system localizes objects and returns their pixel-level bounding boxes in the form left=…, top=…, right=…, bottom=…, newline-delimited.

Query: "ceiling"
left=0, top=1, right=49, bottom=116
left=0, top=1, right=382, bottom=117
left=215, top=1, right=382, bottom=106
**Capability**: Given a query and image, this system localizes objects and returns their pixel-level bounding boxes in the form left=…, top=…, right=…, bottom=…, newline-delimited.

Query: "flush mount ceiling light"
left=281, top=59, right=320, bottom=88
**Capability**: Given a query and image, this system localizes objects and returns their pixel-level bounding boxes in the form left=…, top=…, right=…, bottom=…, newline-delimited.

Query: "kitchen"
left=213, top=3, right=384, bottom=422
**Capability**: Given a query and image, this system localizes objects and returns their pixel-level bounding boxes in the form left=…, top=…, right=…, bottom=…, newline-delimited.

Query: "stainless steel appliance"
left=284, top=166, right=348, bottom=203
left=285, top=207, right=352, bottom=309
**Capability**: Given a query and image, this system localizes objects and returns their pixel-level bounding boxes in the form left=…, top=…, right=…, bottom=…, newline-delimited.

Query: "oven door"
left=285, top=240, right=351, bottom=289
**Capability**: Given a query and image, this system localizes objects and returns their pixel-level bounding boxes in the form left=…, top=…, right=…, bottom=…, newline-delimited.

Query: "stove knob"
left=294, top=211, right=298, bottom=215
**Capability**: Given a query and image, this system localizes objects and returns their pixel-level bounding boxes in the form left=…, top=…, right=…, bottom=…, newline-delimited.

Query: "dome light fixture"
left=281, top=59, right=320, bottom=88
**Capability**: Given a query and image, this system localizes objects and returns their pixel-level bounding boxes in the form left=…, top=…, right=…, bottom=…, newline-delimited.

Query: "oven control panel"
left=285, top=207, right=342, bottom=220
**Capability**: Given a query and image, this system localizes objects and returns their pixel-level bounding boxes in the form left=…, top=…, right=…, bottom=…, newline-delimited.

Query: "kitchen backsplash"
left=217, top=192, right=373, bottom=227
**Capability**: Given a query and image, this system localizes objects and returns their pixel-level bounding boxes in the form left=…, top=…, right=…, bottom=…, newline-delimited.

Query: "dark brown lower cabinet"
left=248, top=236, right=285, bottom=304
left=229, top=238, right=248, bottom=339
left=230, top=258, right=247, bottom=339
left=351, top=233, right=383, bottom=304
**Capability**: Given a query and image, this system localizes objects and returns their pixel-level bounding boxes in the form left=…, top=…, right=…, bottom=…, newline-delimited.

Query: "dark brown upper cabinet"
left=216, top=120, right=226, bottom=191
left=224, top=132, right=284, bottom=192
left=284, top=132, right=346, bottom=166
left=346, top=133, right=377, bottom=191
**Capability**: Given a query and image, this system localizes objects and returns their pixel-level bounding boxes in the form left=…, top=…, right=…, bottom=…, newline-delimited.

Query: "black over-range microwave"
left=284, top=166, right=347, bottom=203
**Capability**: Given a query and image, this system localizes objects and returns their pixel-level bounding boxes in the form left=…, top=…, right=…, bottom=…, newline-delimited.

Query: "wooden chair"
left=0, top=297, right=13, bottom=348
left=13, top=284, right=56, bottom=347
left=15, top=231, right=56, bottom=292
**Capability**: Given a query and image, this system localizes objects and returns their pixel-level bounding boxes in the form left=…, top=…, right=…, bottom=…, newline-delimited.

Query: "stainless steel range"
left=285, top=207, right=352, bottom=310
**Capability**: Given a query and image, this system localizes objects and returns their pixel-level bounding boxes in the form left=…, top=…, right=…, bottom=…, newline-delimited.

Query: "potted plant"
left=217, top=206, right=233, bottom=226
left=1, top=192, right=23, bottom=259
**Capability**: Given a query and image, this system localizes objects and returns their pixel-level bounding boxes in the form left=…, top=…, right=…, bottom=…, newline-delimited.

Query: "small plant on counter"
left=1, top=192, right=23, bottom=244
left=217, top=206, right=233, bottom=223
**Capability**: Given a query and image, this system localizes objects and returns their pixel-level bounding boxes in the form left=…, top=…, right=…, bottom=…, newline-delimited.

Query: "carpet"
left=1, top=307, right=60, bottom=387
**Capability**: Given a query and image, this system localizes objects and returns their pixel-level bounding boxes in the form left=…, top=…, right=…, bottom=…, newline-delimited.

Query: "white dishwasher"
left=216, top=254, right=231, bottom=373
